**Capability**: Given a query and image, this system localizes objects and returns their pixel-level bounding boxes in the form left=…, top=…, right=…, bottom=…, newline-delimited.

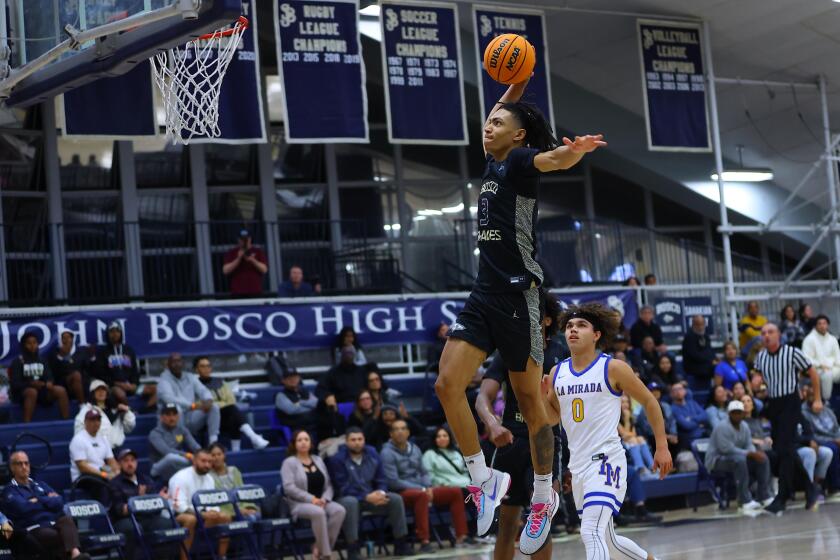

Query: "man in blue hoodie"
left=0, top=450, right=90, bottom=559
left=330, top=427, right=410, bottom=560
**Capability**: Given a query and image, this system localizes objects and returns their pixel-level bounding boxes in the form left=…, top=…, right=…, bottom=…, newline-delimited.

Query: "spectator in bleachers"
left=333, top=327, right=367, bottom=366
left=158, top=352, right=220, bottom=445
left=223, top=228, right=268, bottom=297
left=75, top=379, right=136, bottom=449
left=795, top=410, right=832, bottom=501
left=800, top=382, right=840, bottom=491
left=95, top=322, right=156, bottom=410
left=670, top=383, right=710, bottom=451
left=631, top=336, right=660, bottom=380
left=366, top=369, right=392, bottom=407
left=10, top=331, right=70, bottom=423
left=801, top=315, right=840, bottom=401
left=682, top=315, right=717, bottom=383
left=611, top=333, right=629, bottom=357
left=780, top=305, right=806, bottom=347
left=731, top=381, right=761, bottom=414
left=799, top=303, right=817, bottom=335
left=741, top=395, right=772, bottom=453
left=738, top=301, right=767, bottom=351
left=705, top=385, right=730, bottom=430
left=425, top=323, right=448, bottom=374
left=149, top=403, right=201, bottom=482
left=208, top=443, right=260, bottom=521
left=714, top=341, right=748, bottom=391
left=194, top=356, right=268, bottom=450
left=0, top=509, right=21, bottom=552
left=277, top=264, right=313, bottom=298
left=0, top=369, right=10, bottom=423
left=316, top=395, right=350, bottom=456
left=316, top=346, right=368, bottom=404
left=169, top=448, right=231, bottom=560
left=1, top=450, right=92, bottom=560
left=636, top=382, right=678, bottom=452
left=274, top=367, right=318, bottom=432
left=381, top=419, right=468, bottom=551
left=70, top=408, right=120, bottom=504
left=421, top=426, right=470, bottom=488
left=109, top=448, right=171, bottom=555
left=348, top=390, right=378, bottom=428
left=643, top=273, right=656, bottom=286
left=46, top=330, right=85, bottom=404
left=363, top=404, right=424, bottom=450
left=311, top=275, right=323, bottom=295
left=330, top=427, right=412, bottom=560
left=749, top=372, right=769, bottom=404
left=630, top=306, right=666, bottom=353
left=619, top=395, right=655, bottom=477
left=648, top=354, right=682, bottom=388
left=281, top=430, right=347, bottom=560
left=704, top=400, right=772, bottom=512
left=625, top=276, right=641, bottom=287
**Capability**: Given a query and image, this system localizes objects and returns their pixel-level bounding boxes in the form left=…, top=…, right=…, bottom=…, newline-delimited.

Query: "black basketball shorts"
left=448, top=287, right=543, bottom=371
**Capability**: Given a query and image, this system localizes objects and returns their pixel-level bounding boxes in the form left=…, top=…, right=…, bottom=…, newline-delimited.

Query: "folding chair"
left=128, top=494, right=190, bottom=560
left=690, top=438, right=734, bottom=510
left=191, top=489, right=260, bottom=560
left=232, top=484, right=302, bottom=560
left=63, top=500, right=125, bottom=559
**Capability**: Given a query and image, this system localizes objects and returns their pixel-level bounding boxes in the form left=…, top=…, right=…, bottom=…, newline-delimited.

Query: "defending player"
left=435, top=76, right=606, bottom=553
left=543, top=303, right=672, bottom=560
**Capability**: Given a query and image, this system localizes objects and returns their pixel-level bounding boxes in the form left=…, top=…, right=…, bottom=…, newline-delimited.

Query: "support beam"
left=583, top=162, right=602, bottom=280
left=116, top=141, right=144, bottom=298
left=818, top=75, right=840, bottom=287
left=257, top=141, right=281, bottom=293
left=714, top=76, right=818, bottom=89
left=43, top=101, right=67, bottom=300
left=188, top=145, right=214, bottom=295
left=458, top=146, right=475, bottom=277
left=324, top=144, right=342, bottom=253
left=703, top=218, right=716, bottom=281
left=643, top=187, right=657, bottom=278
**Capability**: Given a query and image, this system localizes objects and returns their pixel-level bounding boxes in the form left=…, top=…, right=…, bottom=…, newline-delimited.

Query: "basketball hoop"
left=151, top=15, right=248, bottom=144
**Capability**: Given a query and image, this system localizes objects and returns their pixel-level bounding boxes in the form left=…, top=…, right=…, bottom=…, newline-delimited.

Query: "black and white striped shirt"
left=753, top=344, right=812, bottom=398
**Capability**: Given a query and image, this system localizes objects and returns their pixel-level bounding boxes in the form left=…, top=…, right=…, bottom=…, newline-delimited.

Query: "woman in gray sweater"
left=281, top=430, right=346, bottom=559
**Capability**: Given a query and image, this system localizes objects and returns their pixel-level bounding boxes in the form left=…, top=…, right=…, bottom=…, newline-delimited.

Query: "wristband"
left=100, top=470, right=108, bottom=479
left=191, top=402, right=197, bottom=410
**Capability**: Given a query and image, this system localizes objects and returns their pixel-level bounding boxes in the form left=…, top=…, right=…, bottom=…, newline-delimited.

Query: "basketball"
left=483, top=33, right=535, bottom=85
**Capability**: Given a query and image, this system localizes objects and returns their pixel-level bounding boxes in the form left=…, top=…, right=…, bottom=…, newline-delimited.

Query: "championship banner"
left=61, top=62, right=157, bottom=138
left=654, top=296, right=714, bottom=338
left=275, top=0, right=369, bottom=143
left=637, top=20, right=710, bottom=152
left=380, top=1, right=468, bottom=144
left=556, top=289, right=639, bottom=331
left=192, top=0, right=266, bottom=144
left=473, top=6, right=554, bottom=131
left=0, top=289, right=635, bottom=364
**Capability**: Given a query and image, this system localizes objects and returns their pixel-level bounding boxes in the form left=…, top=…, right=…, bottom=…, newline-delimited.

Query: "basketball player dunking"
left=434, top=75, right=606, bottom=554
left=543, top=303, right=673, bottom=560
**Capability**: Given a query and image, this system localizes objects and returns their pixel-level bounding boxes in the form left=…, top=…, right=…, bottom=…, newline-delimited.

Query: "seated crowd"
left=2, top=298, right=840, bottom=559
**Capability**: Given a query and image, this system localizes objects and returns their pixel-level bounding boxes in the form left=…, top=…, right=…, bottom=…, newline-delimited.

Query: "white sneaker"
left=252, top=435, right=270, bottom=449
left=760, top=496, right=775, bottom=508
left=519, top=489, right=559, bottom=555
left=740, top=500, right=762, bottom=511
left=465, top=468, right=510, bottom=537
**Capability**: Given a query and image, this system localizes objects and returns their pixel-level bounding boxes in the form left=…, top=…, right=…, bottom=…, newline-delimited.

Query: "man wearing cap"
left=109, top=448, right=171, bottom=556
left=275, top=366, right=318, bottom=431
left=704, top=400, right=772, bottom=512
left=95, top=321, right=156, bottom=409
left=149, top=403, right=202, bottom=483
left=278, top=264, right=314, bottom=298
left=69, top=408, right=121, bottom=505
left=158, top=352, right=220, bottom=444
left=222, top=228, right=268, bottom=296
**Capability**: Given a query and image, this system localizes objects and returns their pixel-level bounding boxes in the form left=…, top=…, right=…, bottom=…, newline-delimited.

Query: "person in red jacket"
left=222, top=229, right=268, bottom=296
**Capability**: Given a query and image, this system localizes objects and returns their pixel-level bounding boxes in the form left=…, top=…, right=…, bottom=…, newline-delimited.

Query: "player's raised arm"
left=609, top=359, right=673, bottom=479
left=533, top=135, right=607, bottom=172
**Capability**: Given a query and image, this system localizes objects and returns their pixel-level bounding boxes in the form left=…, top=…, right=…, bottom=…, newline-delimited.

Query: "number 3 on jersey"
left=479, top=198, right=489, bottom=226
left=571, top=398, right=584, bottom=422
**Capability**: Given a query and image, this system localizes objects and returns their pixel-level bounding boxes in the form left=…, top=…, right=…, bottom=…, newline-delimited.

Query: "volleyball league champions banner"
left=472, top=6, right=554, bottom=131
left=380, top=1, right=468, bottom=144
left=275, top=0, right=369, bottom=143
left=637, top=20, right=710, bottom=152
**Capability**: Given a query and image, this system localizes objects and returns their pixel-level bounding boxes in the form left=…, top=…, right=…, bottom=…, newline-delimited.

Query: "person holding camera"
left=222, top=228, right=268, bottom=296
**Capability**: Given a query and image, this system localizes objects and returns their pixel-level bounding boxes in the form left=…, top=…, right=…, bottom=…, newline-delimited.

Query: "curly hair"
left=498, top=101, right=559, bottom=152
left=558, top=302, right=622, bottom=350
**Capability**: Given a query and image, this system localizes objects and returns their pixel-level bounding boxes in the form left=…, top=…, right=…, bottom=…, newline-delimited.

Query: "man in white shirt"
left=802, top=315, right=840, bottom=400
left=69, top=408, right=120, bottom=505
left=168, top=448, right=231, bottom=560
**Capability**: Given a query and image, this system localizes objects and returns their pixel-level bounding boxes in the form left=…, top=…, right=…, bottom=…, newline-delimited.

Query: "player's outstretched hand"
left=653, top=447, right=673, bottom=479
left=562, top=134, right=607, bottom=154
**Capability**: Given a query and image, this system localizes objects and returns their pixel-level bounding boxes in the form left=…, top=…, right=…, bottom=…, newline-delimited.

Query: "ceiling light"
left=391, top=223, right=401, bottom=230
left=419, top=209, right=443, bottom=216
left=711, top=144, right=773, bottom=182
left=359, top=5, right=381, bottom=16
left=469, top=206, right=478, bottom=214
left=473, top=248, right=480, bottom=256
left=383, top=224, right=391, bottom=231
left=413, top=216, right=427, bottom=221
left=441, top=202, right=464, bottom=214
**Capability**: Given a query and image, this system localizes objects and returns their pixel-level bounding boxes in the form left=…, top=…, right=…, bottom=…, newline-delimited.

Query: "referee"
left=753, top=321, right=823, bottom=514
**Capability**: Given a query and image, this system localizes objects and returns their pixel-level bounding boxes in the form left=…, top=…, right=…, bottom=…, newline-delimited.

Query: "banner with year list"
left=380, top=1, right=468, bottom=144
left=637, top=20, right=710, bottom=152
left=472, top=6, right=554, bottom=132
left=275, top=0, right=369, bottom=143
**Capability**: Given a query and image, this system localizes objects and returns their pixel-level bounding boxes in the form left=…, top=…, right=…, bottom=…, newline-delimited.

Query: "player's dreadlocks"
left=499, top=101, right=559, bottom=153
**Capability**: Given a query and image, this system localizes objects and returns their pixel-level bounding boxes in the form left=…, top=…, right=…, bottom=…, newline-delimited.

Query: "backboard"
left=1, top=0, right=243, bottom=107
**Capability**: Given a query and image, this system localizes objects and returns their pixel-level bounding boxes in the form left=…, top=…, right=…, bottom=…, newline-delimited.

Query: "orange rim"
left=197, top=16, right=248, bottom=41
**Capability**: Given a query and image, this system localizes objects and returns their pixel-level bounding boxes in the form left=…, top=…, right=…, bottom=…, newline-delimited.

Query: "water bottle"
left=365, top=540, right=375, bottom=558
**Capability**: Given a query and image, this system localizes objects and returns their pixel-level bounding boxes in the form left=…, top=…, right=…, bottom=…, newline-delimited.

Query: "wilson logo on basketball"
left=488, top=39, right=509, bottom=68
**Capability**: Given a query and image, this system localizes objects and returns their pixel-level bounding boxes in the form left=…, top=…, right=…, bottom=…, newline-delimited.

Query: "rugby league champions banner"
left=275, top=0, right=369, bottom=143
left=637, top=20, right=710, bottom=152
left=380, top=1, right=468, bottom=144
left=0, top=290, right=635, bottom=364
left=472, top=6, right=554, bottom=131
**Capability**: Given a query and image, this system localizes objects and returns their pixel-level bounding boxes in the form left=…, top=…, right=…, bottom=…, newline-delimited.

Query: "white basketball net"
left=151, top=16, right=247, bottom=144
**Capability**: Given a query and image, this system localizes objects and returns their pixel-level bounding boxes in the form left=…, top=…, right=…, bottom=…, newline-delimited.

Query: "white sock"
left=208, top=434, right=218, bottom=444
left=231, top=439, right=242, bottom=452
left=240, top=423, right=258, bottom=439
left=532, top=472, right=552, bottom=504
left=464, top=452, right=490, bottom=484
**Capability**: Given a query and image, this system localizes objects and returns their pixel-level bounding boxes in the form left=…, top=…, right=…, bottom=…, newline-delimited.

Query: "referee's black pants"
left=765, top=393, right=810, bottom=502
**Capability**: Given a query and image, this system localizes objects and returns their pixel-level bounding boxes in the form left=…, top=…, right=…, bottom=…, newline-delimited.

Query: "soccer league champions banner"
left=472, top=6, right=554, bottom=131
left=0, top=290, right=635, bottom=363
left=274, top=0, right=369, bottom=143
left=637, top=20, right=710, bottom=152
left=380, top=1, right=468, bottom=144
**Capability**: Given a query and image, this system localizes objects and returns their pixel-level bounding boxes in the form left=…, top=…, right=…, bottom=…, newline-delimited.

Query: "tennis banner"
left=380, top=1, right=468, bottom=144
left=637, top=19, right=711, bottom=152
left=0, top=290, right=635, bottom=363
left=472, top=6, right=554, bottom=132
left=275, top=0, right=369, bottom=143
